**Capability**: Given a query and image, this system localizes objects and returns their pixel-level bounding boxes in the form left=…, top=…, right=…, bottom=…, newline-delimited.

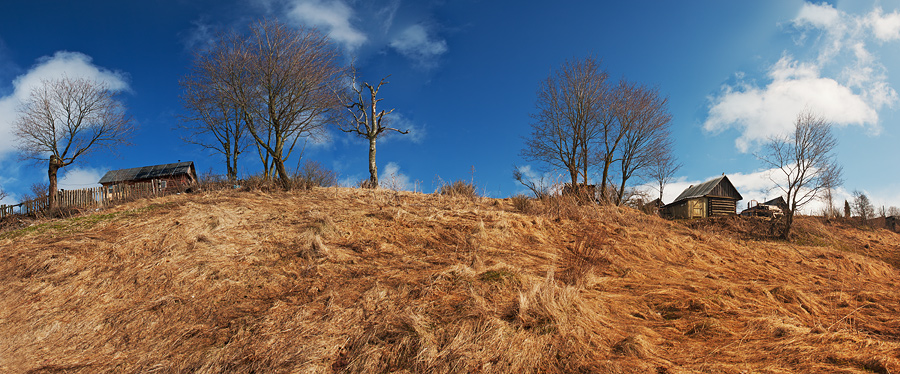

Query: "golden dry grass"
left=1, top=187, right=900, bottom=373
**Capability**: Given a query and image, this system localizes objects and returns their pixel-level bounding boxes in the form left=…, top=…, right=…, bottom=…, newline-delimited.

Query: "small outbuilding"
left=763, top=196, right=788, bottom=212
left=661, top=175, right=743, bottom=219
left=99, top=161, right=198, bottom=192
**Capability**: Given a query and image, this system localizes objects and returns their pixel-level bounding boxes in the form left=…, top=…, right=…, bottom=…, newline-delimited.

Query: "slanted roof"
left=764, top=196, right=787, bottom=207
left=99, top=161, right=195, bottom=184
left=667, top=175, right=743, bottom=205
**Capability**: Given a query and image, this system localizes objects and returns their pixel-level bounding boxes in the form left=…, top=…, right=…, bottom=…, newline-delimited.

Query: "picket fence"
left=0, top=180, right=171, bottom=219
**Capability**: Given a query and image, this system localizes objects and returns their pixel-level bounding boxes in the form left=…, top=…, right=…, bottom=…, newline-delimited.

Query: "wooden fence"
left=0, top=179, right=173, bottom=219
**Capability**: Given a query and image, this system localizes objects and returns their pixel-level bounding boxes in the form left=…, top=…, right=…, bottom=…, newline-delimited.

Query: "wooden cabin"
left=661, top=175, right=743, bottom=219
left=99, top=161, right=198, bottom=192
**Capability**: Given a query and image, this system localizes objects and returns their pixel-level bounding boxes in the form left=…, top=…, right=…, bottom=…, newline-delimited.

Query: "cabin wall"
left=664, top=197, right=739, bottom=219
left=664, top=198, right=706, bottom=219
left=708, top=197, right=737, bottom=216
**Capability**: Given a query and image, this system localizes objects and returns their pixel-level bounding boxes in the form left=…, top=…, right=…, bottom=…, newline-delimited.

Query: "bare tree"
left=522, top=56, right=608, bottom=190
left=647, top=148, right=681, bottom=204
left=821, top=184, right=838, bottom=218
left=851, top=190, right=875, bottom=222
left=512, top=165, right=550, bottom=198
left=611, top=82, right=673, bottom=205
left=888, top=206, right=900, bottom=217
left=0, top=187, right=7, bottom=202
left=189, top=19, right=345, bottom=189
left=179, top=76, right=249, bottom=181
left=341, top=72, right=407, bottom=188
left=14, top=77, right=133, bottom=210
left=757, top=111, right=842, bottom=240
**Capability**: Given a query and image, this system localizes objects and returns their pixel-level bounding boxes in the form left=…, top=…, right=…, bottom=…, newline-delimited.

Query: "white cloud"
left=705, top=56, right=878, bottom=151
left=286, top=0, right=367, bottom=50
left=378, top=161, right=411, bottom=191
left=868, top=7, right=900, bottom=41
left=389, top=24, right=447, bottom=67
left=0, top=51, right=130, bottom=158
left=794, top=2, right=842, bottom=30
left=58, top=167, right=104, bottom=190
left=183, top=20, right=216, bottom=52
left=706, top=2, right=900, bottom=152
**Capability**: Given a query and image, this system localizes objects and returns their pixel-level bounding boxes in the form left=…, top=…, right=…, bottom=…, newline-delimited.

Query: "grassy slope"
left=1, top=187, right=900, bottom=373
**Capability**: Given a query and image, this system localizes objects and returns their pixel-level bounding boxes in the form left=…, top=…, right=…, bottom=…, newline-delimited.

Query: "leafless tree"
left=0, top=187, right=7, bottom=202
left=821, top=184, right=838, bottom=218
left=179, top=75, right=249, bottom=181
left=851, top=190, right=875, bottom=222
left=757, top=110, right=842, bottom=240
left=512, top=165, right=550, bottom=198
left=888, top=206, right=900, bottom=217
left=341, top=72, right=407, bottom=188
left=14, top=77, right=133, bottom=210
left=188, top=19, right=345, bottom=189
left=522, top=56, right=608, bottom=190
left=647, top=148, right=681, bottom=205
left=611, top=82, right=673, bottom=205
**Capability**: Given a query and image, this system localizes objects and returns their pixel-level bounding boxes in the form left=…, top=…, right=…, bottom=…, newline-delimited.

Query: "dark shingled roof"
left=669, top=175, right=743, bottom=205
left=99, top=161, right=194, bottom=184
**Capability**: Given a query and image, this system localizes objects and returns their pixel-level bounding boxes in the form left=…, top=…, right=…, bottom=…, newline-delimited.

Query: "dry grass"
left=2, top=187, right=900, bottom=373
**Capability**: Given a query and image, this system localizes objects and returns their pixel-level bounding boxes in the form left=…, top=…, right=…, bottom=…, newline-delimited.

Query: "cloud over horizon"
left=705, top=2, right=898, bottom=152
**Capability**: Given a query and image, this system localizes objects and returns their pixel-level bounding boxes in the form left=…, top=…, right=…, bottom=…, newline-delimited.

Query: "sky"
left=1, top=0, right=899, bottom=214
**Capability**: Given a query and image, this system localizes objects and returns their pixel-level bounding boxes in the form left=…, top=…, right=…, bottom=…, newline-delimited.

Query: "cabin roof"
left=764, top=196, right=787, bottom=207
left=99, top=161, right=195, bottom=184
left=667, top=175, right=743, bottom=205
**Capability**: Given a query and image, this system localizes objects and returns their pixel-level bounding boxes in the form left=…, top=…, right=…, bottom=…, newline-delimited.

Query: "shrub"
left=438, top=180, right=478, bottom=199
left=197, top=169, right=231, bottom=191
left=292, top=160, right=339, bottom=190
left=510, top=194, right=533, bottom=212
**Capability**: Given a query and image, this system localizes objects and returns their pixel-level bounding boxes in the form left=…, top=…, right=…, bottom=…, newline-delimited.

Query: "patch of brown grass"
left=2, top=187, right=900, bottom=373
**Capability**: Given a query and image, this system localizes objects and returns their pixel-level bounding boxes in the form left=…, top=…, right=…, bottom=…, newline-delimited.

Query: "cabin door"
left=689, top=199, right=704, bottom=218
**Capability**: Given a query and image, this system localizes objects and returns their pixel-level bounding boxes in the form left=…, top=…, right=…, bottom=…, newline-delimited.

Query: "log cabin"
left=661, top=175, right=742, bottom=219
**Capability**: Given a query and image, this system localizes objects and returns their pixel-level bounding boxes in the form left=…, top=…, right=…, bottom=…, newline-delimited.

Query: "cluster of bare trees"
left=520, top=55, right=676, bottom=204
left=181, top=19, right=346, bottom=189
left=180, top=20, right=406, bottom=189
left=180, top=19, right=346, bottom=190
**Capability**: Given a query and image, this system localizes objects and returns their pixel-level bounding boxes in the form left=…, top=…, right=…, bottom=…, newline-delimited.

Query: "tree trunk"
left=275, top=157, right=291, bottom=190
left=600, top=160, right=612, bottom=202
left=368, top=136, right=378, bottom=188
left=782, top=211, right=794, bottom=240
left=48, top=155, right=62, bottom=211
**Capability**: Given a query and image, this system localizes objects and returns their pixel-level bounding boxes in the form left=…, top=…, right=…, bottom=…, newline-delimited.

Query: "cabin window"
left=160, top=180, right=167, bottom=189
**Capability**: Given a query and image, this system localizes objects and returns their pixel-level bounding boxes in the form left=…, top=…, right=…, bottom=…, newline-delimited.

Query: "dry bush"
left=437, top=180, right=478, bottom=199
left=292, top=160, right=339, bottom=190
left=510, top=194, right=533, bottom=213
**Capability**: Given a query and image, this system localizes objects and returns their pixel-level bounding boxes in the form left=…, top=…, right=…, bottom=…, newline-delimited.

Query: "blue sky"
left=1, top=0, right=899, bottom=213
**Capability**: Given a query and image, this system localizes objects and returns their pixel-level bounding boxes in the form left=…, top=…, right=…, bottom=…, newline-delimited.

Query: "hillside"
left=2, top=187, right=900, bottom=373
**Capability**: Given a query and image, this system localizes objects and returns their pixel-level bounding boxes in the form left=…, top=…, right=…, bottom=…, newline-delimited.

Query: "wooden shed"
left=99, top=161, right=198, bottom=192
left=661, top=175, right=743, bottom=219
left=763, top=196, right=788, bottom=211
